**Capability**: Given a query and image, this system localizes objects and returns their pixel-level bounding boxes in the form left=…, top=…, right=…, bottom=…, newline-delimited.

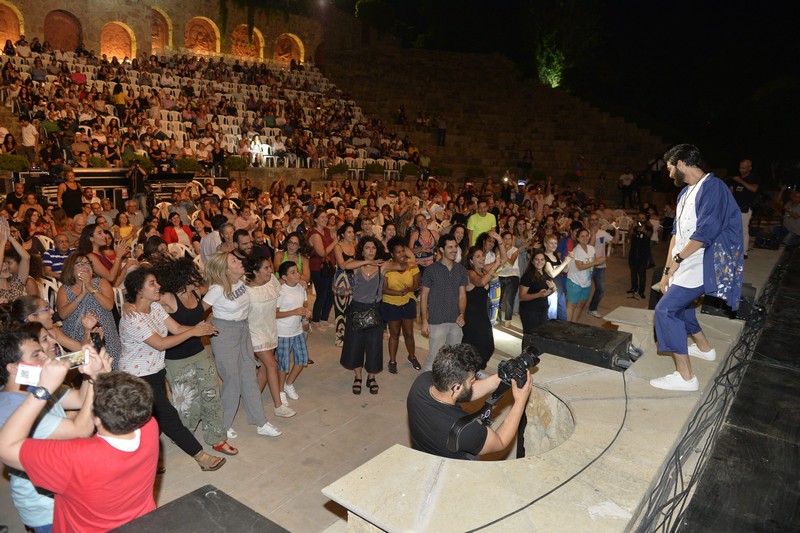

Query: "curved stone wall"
left=1, top=0, right=340, bottom=64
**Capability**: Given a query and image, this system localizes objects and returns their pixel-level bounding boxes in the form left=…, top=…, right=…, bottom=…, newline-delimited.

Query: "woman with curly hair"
left=273, top=231, right=310, bottom=285
left=340, top=236, right=404, bottom=395
left=150, top=256, right=237, bottom=456
left=120, top=266, right=227, bottom=471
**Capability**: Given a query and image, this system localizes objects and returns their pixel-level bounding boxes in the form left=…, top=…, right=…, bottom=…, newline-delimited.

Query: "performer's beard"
left=673, top=167, right=686, bottom=187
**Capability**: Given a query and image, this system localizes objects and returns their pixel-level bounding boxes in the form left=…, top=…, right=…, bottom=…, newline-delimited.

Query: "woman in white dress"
left=245, top=255, right=296, bottom=419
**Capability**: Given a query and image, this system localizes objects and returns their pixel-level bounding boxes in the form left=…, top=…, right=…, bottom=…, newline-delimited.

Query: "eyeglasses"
left=75, top=261, right=91, bottom=267
left=31, top=305, right=51, bottom=315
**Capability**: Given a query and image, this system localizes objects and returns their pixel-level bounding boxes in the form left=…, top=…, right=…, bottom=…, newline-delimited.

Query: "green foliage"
left=224, top=156, right=249, bottom=171
left=328, top=162, right=350, bottom=176
left=0, top=154, right=31, bottom=172
left=537, top=32, right=566, bottom=87
left=364, top=162, right=385, bottom=175
left=122, top=153, right=153, bottom=172
left=400, top=162, right=419, bottom=177
left=464, top=166, right=485, bottom=179
left=176, top=158, right=203, bottom=172
left=87, top=156, right=109, bottom=168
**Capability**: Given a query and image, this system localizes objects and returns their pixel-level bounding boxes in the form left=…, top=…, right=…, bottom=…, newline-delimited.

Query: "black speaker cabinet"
left=754, top=231, right=780, bottom=250
left=701, top=283, right=757, bottom=320
left=523, top=321, right=633, bottom=371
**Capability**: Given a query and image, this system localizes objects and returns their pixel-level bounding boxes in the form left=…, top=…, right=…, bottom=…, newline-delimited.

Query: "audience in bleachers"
left=2, top=44, right=422, bottom=179
left=0, top=41, right=679, bottom=532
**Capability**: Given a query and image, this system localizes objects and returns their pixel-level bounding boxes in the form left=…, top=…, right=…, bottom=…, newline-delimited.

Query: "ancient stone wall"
left=0, top=0, right=368, bottom=65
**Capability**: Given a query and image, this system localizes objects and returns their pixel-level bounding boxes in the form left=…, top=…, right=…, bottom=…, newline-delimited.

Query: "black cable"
left=465, top=370, right=630, bottom=532
left=636, top=248, right=791, bottom=532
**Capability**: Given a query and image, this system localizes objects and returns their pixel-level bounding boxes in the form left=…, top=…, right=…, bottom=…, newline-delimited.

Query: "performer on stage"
left=651, top=144, right=744, bottom=392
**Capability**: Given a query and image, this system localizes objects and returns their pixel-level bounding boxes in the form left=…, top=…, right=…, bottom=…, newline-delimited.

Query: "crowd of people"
left=1, top=39, right=750, bottom=533
left=2, top=43, right=428, bottom=177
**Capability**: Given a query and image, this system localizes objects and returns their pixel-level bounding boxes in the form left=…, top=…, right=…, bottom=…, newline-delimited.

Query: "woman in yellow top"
left=381, top=236, right=421, bottom=374
left=112, top=211, right=136, bottom=247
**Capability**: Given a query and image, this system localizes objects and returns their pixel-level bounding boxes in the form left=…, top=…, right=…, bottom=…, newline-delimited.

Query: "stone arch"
left=151, top=7, right=172, bottom=54
left=273, top=33, right=304, bottom=63
left=231, top=25, right=264, bottom=59
left=43, top=10, right=81, bottom=53
left=101, top=21, right=136, bottom=61
left=0, top=0, right=24, bottom=45
left=184, top=16, right=220, bottom=54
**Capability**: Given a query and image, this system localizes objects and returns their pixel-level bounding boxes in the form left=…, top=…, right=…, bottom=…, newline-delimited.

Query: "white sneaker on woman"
left=256, top=422, right=282, bottom=437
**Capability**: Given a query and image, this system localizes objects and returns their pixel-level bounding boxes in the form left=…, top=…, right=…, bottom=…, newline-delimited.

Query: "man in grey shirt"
left=420, top=234, right=467, bottom=371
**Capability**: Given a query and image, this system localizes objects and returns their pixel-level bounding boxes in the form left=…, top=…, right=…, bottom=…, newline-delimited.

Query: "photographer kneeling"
left=406, top=343, right=532, bottom=460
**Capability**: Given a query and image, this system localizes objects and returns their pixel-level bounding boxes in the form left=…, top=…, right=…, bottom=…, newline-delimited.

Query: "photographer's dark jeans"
left=311, top=270, right=334, bottom=323
left=589, top=267, right=606, bottom=312
left=499, top=275, right=520, bottom=321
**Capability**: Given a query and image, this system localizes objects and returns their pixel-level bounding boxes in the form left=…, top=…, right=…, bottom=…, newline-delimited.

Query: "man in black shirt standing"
left=627, top=212, right=653, bottom=299
left=407, top=344, right=531, bottom=460
left=729, top=159, right=760, bottom=258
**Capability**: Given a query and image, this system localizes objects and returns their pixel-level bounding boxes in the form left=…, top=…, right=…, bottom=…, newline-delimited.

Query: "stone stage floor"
left=0, top=243, right=779, bottom=532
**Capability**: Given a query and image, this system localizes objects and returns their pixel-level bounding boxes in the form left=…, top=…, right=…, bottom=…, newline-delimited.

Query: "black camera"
left=497, top=346, right=541, bottom=388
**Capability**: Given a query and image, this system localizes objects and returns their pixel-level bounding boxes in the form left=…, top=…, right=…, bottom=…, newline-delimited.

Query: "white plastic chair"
left=193, top=254, right=205, bottom=273
left=37, top=277, right=61, bottom=309
left=35, top=235, right=55, bottom=250
left=168, top=242, right=196, bottom=259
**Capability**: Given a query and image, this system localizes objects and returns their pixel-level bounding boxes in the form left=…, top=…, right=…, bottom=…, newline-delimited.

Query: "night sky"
left=341, top=0, right=800, bottom=182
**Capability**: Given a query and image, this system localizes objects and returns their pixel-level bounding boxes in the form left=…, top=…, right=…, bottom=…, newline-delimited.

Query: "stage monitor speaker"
left=701, top=283, right=756, bottom=320
left=523, top=321, right=633, bottom=371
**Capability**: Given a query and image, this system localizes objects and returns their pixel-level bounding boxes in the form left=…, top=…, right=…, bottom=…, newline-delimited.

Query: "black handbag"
left=350, top=271, right=383, bottom=332
left=320, top=258, right=335, bottom=278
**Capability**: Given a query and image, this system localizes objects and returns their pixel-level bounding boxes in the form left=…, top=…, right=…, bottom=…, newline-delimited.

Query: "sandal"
left=212, top=440, right=239, bottom=456
left=367, top=377, right=379, bottom=395
left=388, top=361, right=398, bottom=374
left=194, top=451, right=226, bottom=472
left=352, top=377, right=362, bottom=395
left=408, top=355, right=422, bottom=371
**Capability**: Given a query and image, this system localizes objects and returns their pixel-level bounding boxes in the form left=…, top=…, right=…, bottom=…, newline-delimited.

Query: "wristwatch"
left=673, top=254, right=684, bottom=264
left=28, top=386, right=52, bottom=401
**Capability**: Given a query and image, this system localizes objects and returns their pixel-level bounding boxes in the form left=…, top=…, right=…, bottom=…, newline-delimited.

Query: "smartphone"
left=57, top=349, right=89, bottom=369
left=90, top=331, right=104, bottom=353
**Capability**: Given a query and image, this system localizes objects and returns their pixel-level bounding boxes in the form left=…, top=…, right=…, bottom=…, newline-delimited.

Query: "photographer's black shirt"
left=406, top=372, right=487, bottom=460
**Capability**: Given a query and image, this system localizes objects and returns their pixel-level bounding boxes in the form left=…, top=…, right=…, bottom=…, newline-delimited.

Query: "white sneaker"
left=650, top=372, right=699, bottom=392
left=588, top=310, right=602, bottom=318
left=688, top=343, right=717, bottom=361
left=284, top=383, right=299, bottom=400
left=274, top=404, right=296, bottom=418
left=279, top=392, right=289, bottom=406
left=256, top=422, right=282, bottom=437
left=226, top=428, right=238, bottom=439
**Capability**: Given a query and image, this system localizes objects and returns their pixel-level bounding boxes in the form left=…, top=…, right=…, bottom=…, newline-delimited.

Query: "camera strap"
left=446, top=381, right=510, bottom=454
